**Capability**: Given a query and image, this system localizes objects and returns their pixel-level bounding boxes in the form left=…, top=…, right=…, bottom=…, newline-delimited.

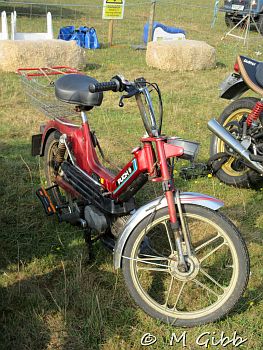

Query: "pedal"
left=36, top=187, right=56, bottom=216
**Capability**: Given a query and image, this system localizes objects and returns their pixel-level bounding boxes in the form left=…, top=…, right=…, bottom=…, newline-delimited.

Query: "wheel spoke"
left=195, top=233, right=220, bottom=253
left=225, top=264, right=234, bottom=269
left=137, top=267, right=169, bottom=272
left=138, top=254, right=169, bottom=261
left=163, top=221, right=175, bottom=253
left=199, top=241, right=226, bottom=263
left=173, top=281, right=186, bottom=311
left=193, top=278, right=220, bottom=298
left=140, top=240, right=166, bottom=259
left=200, top=268, right=226, bottom=291
left=164, top=276, right=174, bottom=308
left=123, top=255, right=169, bottom=271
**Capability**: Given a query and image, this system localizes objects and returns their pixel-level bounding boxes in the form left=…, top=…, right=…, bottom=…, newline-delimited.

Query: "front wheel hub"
left=169, top=254, right=200, bottom=281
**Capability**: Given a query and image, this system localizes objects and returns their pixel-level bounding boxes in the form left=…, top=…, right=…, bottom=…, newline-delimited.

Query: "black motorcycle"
left=208, top=55, right=263, bottom=187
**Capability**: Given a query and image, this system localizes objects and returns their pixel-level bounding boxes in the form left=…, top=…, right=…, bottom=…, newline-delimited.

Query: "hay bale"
left=0, top=39, right=86, bottom=72
left=146, top=40, right=216, bottom=71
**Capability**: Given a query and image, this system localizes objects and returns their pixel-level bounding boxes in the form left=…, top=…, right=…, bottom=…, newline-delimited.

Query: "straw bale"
left=0, top=40, right=86, bottom=72
left=146, top=40, right=216, bottom=71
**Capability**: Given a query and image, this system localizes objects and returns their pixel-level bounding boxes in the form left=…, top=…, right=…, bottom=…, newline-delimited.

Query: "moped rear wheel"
left=43, top=130, right=70, bottom=206
left=122, top=204, right=249, bottom=327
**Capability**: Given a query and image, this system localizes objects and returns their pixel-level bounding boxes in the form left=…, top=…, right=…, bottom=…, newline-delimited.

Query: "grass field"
left=0, top=1, right=263, bottom=349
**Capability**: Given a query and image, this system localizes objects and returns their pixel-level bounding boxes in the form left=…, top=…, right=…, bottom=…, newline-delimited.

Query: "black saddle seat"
left=55, top=74, right=103, bottom=108
left=237, top=55, right=263, bottom=95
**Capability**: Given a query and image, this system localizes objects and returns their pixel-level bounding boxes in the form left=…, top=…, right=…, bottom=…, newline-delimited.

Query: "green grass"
left=0, top=1, right=263, bottom=349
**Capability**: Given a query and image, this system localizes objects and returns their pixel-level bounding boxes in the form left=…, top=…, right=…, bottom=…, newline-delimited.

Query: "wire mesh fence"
left=1, top=0, right=263, bottom=66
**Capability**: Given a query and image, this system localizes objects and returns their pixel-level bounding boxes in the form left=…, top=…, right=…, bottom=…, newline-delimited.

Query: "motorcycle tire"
left=122, top=204, right=249, bottom=327
left=225, top=13, right=238, bottom=28
left=210, top=97, right=263, bottom=188
left=258, top=14, right=263, bottom=36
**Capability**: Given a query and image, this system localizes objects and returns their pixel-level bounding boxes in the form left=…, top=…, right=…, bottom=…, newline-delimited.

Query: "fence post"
left=108, top=19, right=114, bottom=47
left=147, top=0, right=156, bottom=43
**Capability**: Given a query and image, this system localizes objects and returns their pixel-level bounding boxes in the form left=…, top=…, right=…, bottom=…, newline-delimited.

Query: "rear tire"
left=210, top=97, right=263, bottom=188
left=43, top=130, right=71, bottom=206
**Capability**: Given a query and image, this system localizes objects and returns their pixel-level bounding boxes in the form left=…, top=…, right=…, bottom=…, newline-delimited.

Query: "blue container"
left=58, top=26, right=100, bottom=49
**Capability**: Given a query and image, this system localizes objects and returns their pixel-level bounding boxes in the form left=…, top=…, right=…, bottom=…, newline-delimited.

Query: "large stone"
left=0, top=39, right=86, bottom=72
left=146, top=40, right=216, bottom=71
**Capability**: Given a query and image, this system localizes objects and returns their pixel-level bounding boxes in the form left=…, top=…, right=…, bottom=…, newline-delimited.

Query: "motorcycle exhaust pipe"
left=208, top=119, right=263, bottom=174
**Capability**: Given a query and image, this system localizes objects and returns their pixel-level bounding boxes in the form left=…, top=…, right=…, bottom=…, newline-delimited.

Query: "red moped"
left=20, top=67, right=249, bottom=327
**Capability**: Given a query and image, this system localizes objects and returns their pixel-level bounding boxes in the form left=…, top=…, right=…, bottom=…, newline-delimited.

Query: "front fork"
left=156, top=140, right=192, bottom=272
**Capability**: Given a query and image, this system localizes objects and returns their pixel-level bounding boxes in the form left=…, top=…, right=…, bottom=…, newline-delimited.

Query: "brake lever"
left=119, top=94, right=128, bottom=107
left=118, top=87, right=139, bottom=107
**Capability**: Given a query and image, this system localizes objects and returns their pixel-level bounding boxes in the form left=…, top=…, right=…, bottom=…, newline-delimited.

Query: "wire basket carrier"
left=18, top=66, right=82, bottom=120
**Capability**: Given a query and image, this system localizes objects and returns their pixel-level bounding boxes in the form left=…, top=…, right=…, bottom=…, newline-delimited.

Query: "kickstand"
left=83, top=228, right=94, bottom=263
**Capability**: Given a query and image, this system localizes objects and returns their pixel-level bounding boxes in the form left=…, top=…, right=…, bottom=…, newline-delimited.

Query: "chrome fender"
left=113, top=192, right=224, bottom=269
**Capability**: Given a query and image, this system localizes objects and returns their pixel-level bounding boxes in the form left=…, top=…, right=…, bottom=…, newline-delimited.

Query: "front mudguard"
left=113, top=192, right=224, bottom=269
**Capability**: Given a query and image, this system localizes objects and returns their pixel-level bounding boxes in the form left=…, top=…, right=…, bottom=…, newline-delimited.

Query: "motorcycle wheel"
left=43, top=130, right=71, bottom=206
left=225, top=14, right=238, bottom=28
left=210, top=97, right=263, bottom=188
left=122, top=204, right=249, bottom=327
left=258, top=15, right=263, bottom=35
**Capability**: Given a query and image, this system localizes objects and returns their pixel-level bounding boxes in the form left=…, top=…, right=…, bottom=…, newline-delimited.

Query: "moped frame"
left=34, top=72, right=225, bottom=274
left=41, top=110, right=185, bottom=225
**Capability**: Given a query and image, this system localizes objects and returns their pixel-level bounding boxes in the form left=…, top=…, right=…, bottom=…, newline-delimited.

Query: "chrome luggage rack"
left=17, top=66, right=82, bottom=121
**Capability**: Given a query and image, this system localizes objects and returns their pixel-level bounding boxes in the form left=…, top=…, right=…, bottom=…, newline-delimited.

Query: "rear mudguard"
left=220, top=74, right=249, bottom=100
left=113, top=192, right=224, bottom=269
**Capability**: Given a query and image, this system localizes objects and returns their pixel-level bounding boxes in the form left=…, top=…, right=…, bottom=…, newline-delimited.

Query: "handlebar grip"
left=89, top=80, right=118, bottom=93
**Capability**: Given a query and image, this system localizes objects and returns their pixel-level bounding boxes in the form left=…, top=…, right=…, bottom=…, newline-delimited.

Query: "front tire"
left=122, top=205, right=249, bottom=327
left=210, top=97, right=263, bottom=188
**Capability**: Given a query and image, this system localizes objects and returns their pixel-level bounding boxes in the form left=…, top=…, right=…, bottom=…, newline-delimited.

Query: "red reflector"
left=234, top=61, right=240, bottom=73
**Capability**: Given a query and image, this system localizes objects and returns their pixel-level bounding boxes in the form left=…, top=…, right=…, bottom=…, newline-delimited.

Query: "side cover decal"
left=113, top=159, right=138, bottom=193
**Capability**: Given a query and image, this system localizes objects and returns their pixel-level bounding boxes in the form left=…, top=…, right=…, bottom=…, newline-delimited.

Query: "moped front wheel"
left=122, top=204, right=249, bottom=327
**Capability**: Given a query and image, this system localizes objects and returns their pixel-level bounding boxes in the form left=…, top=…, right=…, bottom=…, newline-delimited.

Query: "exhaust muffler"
left=208, top=119, right=263, bottom=174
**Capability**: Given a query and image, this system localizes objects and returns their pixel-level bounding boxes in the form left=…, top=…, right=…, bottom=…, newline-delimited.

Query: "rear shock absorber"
left=246, top=100, right=263, bottom=127
left=54, top=134, right=67, bottom=169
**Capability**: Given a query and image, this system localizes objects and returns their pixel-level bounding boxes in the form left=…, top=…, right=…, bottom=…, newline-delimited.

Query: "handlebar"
left=89, top=75, right=146, bottom=94
left=88, top=74, right=163, bottom=137
left=89, top=80, right=119, bottom=93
